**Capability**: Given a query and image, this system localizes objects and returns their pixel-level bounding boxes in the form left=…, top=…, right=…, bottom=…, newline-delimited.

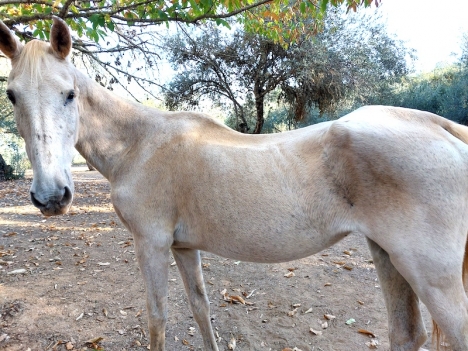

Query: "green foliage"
left=382, top=65, right=468, bottom=125
left=0, top=81, right=16, bottom=135
left=336, top=33, right=468, bottom=126
left=1, top=0, right=377, bottom=46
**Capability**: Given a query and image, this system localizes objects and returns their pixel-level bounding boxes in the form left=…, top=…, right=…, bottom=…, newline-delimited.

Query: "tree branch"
left=2, top=0, right=274, bottom=27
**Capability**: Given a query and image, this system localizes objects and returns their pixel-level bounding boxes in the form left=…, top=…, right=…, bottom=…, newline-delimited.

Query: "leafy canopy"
left=1, top=0, right=378, bottom=44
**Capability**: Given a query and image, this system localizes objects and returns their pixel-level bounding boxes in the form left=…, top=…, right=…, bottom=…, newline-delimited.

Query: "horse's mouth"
left=31, top=186, right=73, bottom=216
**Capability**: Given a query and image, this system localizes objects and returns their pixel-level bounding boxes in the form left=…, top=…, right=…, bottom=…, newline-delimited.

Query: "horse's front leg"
left=366, top=238, right=427, bottom=351
left=172, top=248, right=219, bottom=351
left=133, top=229, right=172, bottom=351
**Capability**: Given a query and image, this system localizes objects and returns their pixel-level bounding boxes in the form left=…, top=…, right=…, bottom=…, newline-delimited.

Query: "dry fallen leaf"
left=309, top=328, right=323, bottom=336
left=65, top=341, right=73, bottom=350
left=332, top=260, right=346, bottom=265
left=228, top=336, right=236, bottom=350
left=284, top=271, right=295, bottom=278
left=358, top=329, right=376, bottom=338
left=366, top=339, right=379, bottom=349
left=220, top=289, right=246, bottom=304
left=287, top=308, right=298, bottom=317
left=85, top=336, right=104, bottom=346
left=230, top=295, right=245, bottom=304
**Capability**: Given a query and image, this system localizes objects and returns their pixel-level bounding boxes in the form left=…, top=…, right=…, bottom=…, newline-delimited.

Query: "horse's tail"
left=431, top=118, right=468, bottom=350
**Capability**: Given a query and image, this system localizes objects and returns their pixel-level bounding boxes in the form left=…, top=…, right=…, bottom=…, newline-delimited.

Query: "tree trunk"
left=253, top=90, right=265, bottom=134
left=0, top=153, right=13, bottom=181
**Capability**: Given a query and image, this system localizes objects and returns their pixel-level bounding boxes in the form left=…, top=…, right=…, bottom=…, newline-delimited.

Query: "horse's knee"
left=148, top=312, right=167, bottom=329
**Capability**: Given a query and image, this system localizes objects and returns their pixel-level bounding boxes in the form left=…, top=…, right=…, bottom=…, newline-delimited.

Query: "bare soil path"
left=0, top=167, right=432, bottom=351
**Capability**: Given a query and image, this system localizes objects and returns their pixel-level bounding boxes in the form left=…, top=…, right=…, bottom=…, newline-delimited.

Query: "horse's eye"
left=67, top=90, right=75, bottom=101
left=64, top=90, right=75, bottom=106
left=6, top=90, right=15, bottom=105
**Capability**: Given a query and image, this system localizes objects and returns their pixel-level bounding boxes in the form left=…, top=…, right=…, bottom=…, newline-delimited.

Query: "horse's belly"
left=175, top=219, right=354, bottom=263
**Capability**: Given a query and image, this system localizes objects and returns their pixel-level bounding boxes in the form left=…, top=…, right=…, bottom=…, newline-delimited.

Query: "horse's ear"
left=50, top=16, right=71, bottom=60
left=0, top=21, right=23, bottom=60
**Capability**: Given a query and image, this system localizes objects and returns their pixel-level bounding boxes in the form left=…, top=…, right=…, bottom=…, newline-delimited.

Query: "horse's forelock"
left=13, top=40, right=48, bottom=85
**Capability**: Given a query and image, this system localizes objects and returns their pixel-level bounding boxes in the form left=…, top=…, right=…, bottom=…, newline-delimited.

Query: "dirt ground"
left=0, top=167, right=433, bottom=351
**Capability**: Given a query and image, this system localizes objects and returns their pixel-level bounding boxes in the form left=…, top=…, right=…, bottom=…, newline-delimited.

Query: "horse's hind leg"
left=389, top=242, right=468, bottom=351
left=366, top=238, right=427, bottom=351
left=172, top=248, right=219, bottom=351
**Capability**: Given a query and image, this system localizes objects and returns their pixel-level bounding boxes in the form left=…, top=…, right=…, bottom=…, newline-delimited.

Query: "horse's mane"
left=14, top=40, right=48, bottom=84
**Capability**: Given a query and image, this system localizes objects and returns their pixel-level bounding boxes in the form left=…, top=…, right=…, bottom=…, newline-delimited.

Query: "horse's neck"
left=74, top=70, right=155, bottom=180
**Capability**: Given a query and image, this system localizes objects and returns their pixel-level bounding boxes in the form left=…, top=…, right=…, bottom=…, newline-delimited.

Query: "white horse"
left=1, top=17, right=468, bottom=351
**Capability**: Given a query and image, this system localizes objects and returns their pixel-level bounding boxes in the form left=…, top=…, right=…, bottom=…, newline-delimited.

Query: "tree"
left=164, top=28, right=292, bottom=133
left=163, top=9, right=412, bottom=133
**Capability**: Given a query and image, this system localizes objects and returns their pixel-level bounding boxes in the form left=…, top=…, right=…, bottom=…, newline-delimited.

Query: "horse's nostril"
left=30, top=191, right=46, bottom=207
left=61, top=186, right=73, bottom=205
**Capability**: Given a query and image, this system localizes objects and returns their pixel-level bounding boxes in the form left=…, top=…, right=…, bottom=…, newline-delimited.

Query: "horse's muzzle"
left=30, top=186, right=73, bottom=216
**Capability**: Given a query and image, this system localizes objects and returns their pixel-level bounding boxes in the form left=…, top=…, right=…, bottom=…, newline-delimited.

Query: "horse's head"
left=0, top=17, right=78, bottom=216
